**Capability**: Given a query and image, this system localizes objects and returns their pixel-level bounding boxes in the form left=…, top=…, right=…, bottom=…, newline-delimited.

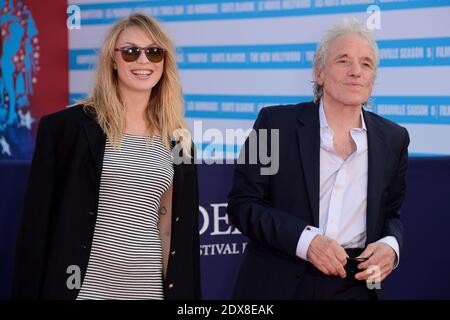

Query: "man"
left=227, top=19, right=409, bottom=300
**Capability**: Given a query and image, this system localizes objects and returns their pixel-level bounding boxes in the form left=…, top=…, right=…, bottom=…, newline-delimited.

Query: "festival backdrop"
left=1, top=0, right=450, bottom=299
left=65, top=1, right=450, bottom=298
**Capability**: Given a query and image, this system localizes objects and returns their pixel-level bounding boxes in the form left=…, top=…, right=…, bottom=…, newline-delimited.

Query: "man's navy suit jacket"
left=228, top=101, right=409, bottom=299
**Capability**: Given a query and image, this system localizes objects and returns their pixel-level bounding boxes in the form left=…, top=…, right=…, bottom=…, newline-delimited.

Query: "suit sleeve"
left=12, top=116, right=56, bottom=299
left=227, top=108, right=308, bottom=257
left=381, top=127, right=409, bottom=254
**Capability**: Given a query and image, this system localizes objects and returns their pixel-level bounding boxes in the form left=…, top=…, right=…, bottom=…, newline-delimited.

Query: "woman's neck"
left=120, top=90, right=153, bottom=136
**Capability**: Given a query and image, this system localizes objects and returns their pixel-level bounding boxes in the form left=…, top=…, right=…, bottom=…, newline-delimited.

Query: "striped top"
left=77, top=134, right=174, bottom=300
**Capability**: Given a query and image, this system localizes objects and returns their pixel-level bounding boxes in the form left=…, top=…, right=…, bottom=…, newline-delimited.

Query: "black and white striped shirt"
left=77, top=134, right=174, bottom=300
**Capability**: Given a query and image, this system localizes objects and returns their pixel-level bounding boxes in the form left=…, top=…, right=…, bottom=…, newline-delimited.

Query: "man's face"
left=316, top=33, right=376, bottom=108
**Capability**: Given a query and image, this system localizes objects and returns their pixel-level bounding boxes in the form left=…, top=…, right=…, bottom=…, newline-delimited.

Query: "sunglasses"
left=114, top=46, right=165, bottom=63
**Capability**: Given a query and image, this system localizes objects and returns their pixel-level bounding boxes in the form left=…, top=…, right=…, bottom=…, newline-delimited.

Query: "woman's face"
left=114, top=26, right=164, bottom=98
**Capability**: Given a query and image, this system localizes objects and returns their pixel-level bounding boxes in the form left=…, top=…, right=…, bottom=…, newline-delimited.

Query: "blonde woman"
left=12, top=13, right=200, bottom=300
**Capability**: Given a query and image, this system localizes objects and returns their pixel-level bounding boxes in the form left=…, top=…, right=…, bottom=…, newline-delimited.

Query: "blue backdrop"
left=68, top=0, right=450, bottom=159
left=1, top=157, right=450, bottom=299
left=2, top=0, right=450, bottom=300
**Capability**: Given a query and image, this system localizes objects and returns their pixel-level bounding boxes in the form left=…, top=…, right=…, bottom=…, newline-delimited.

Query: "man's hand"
left=354, top=242, right=396, bottom=282
left=307, top=235, right=348, bottom=278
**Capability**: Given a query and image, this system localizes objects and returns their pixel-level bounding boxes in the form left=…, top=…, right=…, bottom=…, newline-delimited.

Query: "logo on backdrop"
left=199, top=203, right=247, bottom=256
left=0, top=0, right=39, bottom=159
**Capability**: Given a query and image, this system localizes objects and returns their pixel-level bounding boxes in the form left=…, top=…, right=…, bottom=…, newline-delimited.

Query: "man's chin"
left=342, top=96, right=370, bottom=107
left=341, top=101, right=366, bottom=108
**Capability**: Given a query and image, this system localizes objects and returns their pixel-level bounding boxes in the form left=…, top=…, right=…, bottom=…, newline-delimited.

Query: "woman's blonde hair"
left=82, top=13, right=191, bottom=155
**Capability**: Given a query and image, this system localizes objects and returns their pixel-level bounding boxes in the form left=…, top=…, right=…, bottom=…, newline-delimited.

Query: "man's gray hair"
left=312, top=18, right=379, bottom=104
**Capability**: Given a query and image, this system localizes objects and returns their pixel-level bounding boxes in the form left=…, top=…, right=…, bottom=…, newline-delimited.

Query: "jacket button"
left=171, top=250, right=176, bottom=256
left=88, top=211, right=95, bottom=215
left=81, top=245, right=87, bottom=249
left=168, top=283, right=174, bottom=289
left=175, top=216, right=179, bottom=222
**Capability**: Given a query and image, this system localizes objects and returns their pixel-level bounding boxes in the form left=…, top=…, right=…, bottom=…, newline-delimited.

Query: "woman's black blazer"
left=12, top=105, right=201, bottom=300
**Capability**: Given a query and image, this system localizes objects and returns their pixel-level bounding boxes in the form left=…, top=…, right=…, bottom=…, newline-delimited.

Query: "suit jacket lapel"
left=296, top=103, right=321, bottom=227
left=83, top=109, right=106, bottom=177
left=171, top=140, right=187, bottom=222
left=171, top=162, right=184, bottom=220
left=364, top=109, right=387, bottom=245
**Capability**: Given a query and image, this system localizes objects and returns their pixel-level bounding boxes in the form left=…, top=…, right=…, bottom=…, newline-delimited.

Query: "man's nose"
left=348, top=61, right=362, bottom=77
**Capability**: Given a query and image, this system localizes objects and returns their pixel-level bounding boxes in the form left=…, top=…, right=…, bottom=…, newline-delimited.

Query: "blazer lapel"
left=171, top=141, right=186, bottom=222
left=364, top=110, right=387, bottom=245
left=296, top=103, right=321, bottom=227
left=83, top=109, right=106, bottom=176
left=171, top=162, right=184, bottom=220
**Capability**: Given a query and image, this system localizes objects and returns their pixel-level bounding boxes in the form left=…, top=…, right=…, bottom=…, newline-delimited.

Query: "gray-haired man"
left=228, top=19, right=409, bottom=299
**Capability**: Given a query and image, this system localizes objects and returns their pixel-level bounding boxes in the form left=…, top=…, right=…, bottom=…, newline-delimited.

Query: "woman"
left=12, top=13, right=201, bottom=300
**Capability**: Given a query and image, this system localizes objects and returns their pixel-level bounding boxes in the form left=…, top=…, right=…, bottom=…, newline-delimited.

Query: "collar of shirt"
left=319, top=100, right=368, bottom=157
